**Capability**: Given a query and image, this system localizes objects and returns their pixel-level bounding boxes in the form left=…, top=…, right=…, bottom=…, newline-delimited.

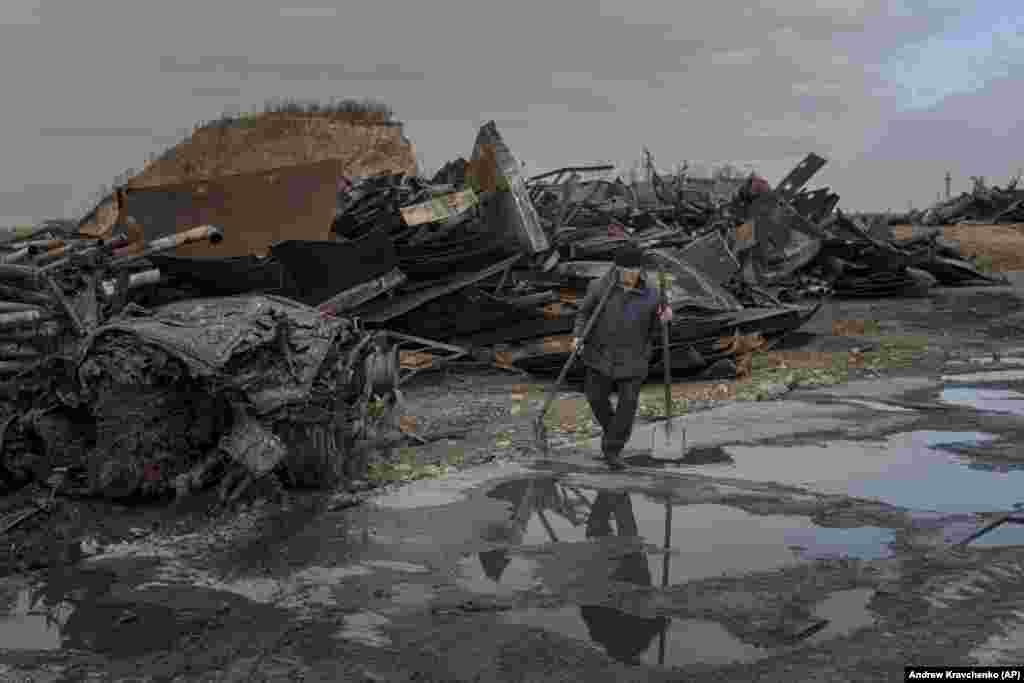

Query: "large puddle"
left=673, top=431, right=1024, bottom=514
left=940, top=386, right=1024, bottom=416
left=500, top=587, right=876, bottom=668
left=466, top=479, right=894, bottom=593
left=0, top=570, right=195, bottom=655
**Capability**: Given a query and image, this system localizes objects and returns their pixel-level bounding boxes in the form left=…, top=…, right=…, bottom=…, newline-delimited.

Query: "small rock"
left=764, top=382, right=791, bottom=399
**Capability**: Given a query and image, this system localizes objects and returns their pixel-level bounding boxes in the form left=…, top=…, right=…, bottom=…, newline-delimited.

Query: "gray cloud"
left=0, top=183, right=73, bottom=217
left=159, top=56, right=425, bottom=82
left=39, top=127, right=155, bottom=138
left=277, top=7, right=338, bottom=18
left=191, top=86, right=243, bottom=98
left=0, top=0, right=1014, bottom=218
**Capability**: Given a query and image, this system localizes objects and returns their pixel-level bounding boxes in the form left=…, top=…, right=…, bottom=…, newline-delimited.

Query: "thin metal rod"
left=658, top=499, right=672, bottom=666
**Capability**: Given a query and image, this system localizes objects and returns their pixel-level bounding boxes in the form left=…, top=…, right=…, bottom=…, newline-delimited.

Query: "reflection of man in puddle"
left=579, top=491, right=669, bottom=664
left=478, top=478, right=579, bottom=580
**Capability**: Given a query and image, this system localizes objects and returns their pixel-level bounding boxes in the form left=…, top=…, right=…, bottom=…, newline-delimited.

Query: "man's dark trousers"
left=584, top=366, right=645, bottom=458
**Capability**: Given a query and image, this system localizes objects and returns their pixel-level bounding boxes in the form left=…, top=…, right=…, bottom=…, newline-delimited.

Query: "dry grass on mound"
left=892, top=223, right=1024, bottom=272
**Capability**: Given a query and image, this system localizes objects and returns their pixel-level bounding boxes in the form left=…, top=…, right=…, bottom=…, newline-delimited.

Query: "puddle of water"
left=363, top=560, right=431, bottom=574
left=0, top=585, right=73, bottom=650
left=336, top=610, right=391, bottom=647
left=388, top=583, right=437, bottom=607
left=807, top=588, right=876, bottom=643
left=457, top=553, right=542, bottom=595
left=963, top=521, right=1024, bottom=548
left=500, top=587, right=877, bottom=668
left=841, top=399, right=915, bottom=413
left=940, top=386, right=1024, bottom=416
left=482, top=480, right=894, bottom=587
left=0, top=574, right=191, bottom=655
left=715, top=432, right=1024, bottom=513
left=941, top=370, right=1024, bottom=383
left=965, top=356, right=1024, bottom=366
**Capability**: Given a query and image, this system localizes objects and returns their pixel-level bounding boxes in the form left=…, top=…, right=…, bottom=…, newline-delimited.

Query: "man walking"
left=572, top=245, right=673, bottom=470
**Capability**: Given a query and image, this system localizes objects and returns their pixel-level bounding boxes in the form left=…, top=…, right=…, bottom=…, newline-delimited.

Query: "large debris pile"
left=0, top=223, right=394, bottom=502
left=114, top=122, right=1004, bottom=382
left=907, top=176, right=1024, bottom=226
left=0, top=118, right=1011, bottom=506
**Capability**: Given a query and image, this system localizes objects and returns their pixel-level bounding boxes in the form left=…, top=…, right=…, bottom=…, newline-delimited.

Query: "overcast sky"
left=0, top=0, right=1021, bottom=224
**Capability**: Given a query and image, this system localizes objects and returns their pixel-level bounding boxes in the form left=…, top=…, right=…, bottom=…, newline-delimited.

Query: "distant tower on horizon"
left=944, top=171, right=952, bottom=199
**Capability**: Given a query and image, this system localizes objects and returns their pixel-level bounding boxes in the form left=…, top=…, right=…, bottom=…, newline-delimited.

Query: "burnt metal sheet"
left=147, top=254, right=291, bottom=296
left=918, top=257, right=1006, bottom=285
left=509, top=304, right=814, bottom=378
left=392, top=286, right=547, bottom=340
left=753, top=232, right=822, bottom=285
left=269, top=228, right=397, bottom=306
left=459, top=317, right=573, bottom=347
left=751, top=195, right=793, bottom=263
left=555, top=255, right=741, bottom=312
left=357, top=253, right=522, bottom=324
left=774, top=154, right=827, bottom=200
left=790, top=188, right=838, bottom=223
left=647, top=250, right=743, bottom=312
left=471, top=121, right=549, bottom=254
left=674, top=232, right=739, bottom=285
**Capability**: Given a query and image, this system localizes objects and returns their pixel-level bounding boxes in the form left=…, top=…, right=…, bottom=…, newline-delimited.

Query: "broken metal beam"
left=496, top=291, right=559, bottom=309
left=42, top=274, right=86, bottom=336
left=318, top=267, right=407, bottom=314
left=358, top=254, right=522, bottom=324
left=384, top=331, right=470, bottom=385
left=774, top=153, right=827, bottom=199
left=0, top=264, right=40, bottom=281
left=0, top=309, right=53, bottom=328
left=527, top=165, right=616, bottom=184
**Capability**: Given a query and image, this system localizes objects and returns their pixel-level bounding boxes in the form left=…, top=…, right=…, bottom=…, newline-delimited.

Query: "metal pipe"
left=100, top=268, right=162, bottom=298
left=0, top=309, right=51, bottom=328
left=108, top=225, right=224, bottom=267
left=0, top=301, right=44, bottom=314
left=0, top=264, right=40, bottom=281
left=0, top=248, right=29, bottom=264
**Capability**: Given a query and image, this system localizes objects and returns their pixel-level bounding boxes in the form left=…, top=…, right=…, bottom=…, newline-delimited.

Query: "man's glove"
left=657, top=304, right=674, bottom=323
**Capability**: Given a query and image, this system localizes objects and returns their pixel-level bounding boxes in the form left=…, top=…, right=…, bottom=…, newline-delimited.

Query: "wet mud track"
left=6, top=283, right=1024, bottom=681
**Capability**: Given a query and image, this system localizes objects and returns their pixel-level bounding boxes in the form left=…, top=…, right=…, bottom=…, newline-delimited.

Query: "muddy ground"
left=4, top=274, right=1024, bottom=681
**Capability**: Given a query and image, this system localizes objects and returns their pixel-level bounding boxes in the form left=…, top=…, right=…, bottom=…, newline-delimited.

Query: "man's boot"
left=604, top=450, right=627, bottom=471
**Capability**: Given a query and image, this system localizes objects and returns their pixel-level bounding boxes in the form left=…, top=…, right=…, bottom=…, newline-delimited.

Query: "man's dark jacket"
left=573, top=269, right=661, bottom=379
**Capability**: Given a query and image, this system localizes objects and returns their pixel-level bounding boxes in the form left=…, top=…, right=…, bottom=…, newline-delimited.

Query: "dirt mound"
left=892, top=223, right=1024, bottom=272
left=80, top=112, right=418, bottom=247
left=129, top=113, right=417, bottom=189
